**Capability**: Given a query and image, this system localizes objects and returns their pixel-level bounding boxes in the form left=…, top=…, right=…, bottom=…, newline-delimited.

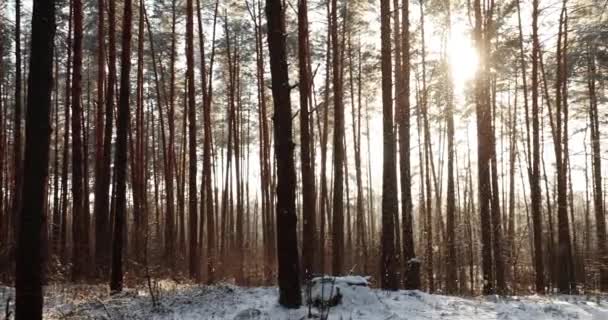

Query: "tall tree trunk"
left=445, top=0, right=457, bottom=294
left=186, top=0, right=198, bottom=281
left=60, top=1, right=73, bottom=265
left=330, top=0, right=345, bottom=276
left=354, top=42, right=368, bottom=275
left=15, top=0, right=55, bottom=317
left=553, top=4, right=575, bottom=293
left=249, top=0, right=273, bottom=283
left=380, top=0, right=398, bottom=291
left=12, top=0, right=23, bottom=253
left=200, top=0, right=219, bottom=285
left=71, top=0, right=87, bottom=280
left=587, top=44, right=607, bottom=291
left=473, top=0, right=494, bottom=294
left=530, top=0, right=545, bottom=294
left=265, top=0, right=302, bottom=307
left=298, top=0, right=317, bottom=281
left=319, top=0, right=331, bottom=274
left=399, top=0, right=419, bottom=290
left=490, top=79, right=505, bottom=293
left=162, top=0, right=177, bottom=270
left=93, top=0, right=106, bottom=276
left=132, top=0, right=146, bottom=266
left=51, top=57, right=61, bottom=259
left=419, top=1, right=434, bottom=293
left=110, top=0, right=132, bottom=293
left=0, top=5, right=4, bottom=253
left=508, top=77, right=518, bottom=291
left=95, top=0, right=116, bottom=277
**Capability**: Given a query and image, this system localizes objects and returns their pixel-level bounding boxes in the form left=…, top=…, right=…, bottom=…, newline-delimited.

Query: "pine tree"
left=110, top=0, right=133, bottom=293
left=15, top=0, right=55, bottom=317
left=266, top=0, right=302, bottom=307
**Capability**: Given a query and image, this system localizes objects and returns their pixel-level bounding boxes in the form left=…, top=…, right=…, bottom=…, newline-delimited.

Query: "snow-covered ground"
left=1, top=279, right=607, bottom=319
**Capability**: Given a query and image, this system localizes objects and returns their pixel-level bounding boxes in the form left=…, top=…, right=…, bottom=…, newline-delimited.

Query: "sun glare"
left=447, top=25, right=479, bottom=86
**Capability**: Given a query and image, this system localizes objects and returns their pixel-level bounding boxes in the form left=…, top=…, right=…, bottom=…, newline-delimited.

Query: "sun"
left=447, top=24, right=479, bottom=87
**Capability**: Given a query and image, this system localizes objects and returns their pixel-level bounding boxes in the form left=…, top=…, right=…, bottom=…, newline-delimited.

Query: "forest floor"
left=1, top=279, right=608, bottom=319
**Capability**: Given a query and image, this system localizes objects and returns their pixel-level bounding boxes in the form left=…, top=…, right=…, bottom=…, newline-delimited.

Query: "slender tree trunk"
left=331, top=0, right=345, bottom=276
left=60, top=1, right=73, bottom=265
left=51, top=57, right=61, bottom=259
left=319, top=0, right=331, bottom=274
left=12, top=0, right=23, bottom=253
left=298, top=0, right=317, bottom=281
left=163, top=0, right=177, bottom=270
left=15, top=0, right=55, bottom=317
left=380, top=0, right=398, bottom=291
left=110, top=0, right=132, bottom=293
left=399, top=0, right=419, bottom=290
left=132, top=0, right=146, bottom=266
left=94, top=0, right=116, bottom=277
left=266, top=0, right=302, bottom=307
left=490, top=79, right=505, bottom=293
left=71, top=0, right=87, bottom=280
left=587, top=44, right=607, bottom=291
left=553, top=4, right=575, bottom=293
left=0, top=6, right=4, bottom=253
left=530, top=0, right=545, bottom=293
left=444, top=0, right=457, bottom=294
left=200, top=0, right=219, bottom=285
left=186, top=0, right=198, bottom=280
left=473, top=0, right=494, bottom=294
left=508, top=76, right=518, bottom=291
left=93, top=0, right=106, bottom=276
left=419, top=1, right=434, bottom=293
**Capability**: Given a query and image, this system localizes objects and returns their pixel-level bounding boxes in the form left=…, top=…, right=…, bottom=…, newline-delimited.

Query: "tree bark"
left=380, top=0, right=398, bottom=291
left=71, top=0, right=87, bottom=280
left=298, top=0, right=317, bottom=281
left=530, top=0, right=545, bottom=294
left=186, top=0, right=198, bottom=281
left=93, top=0, right=106, bottom=276
left=12, top=0, right=23, bottom=253
left=15, top=0, right=55, bottom=317
left=110, top=0, right=132, bottom=293
left=330, top=0, right=345, bottom=276
left=587, top=44, right=607, bottom=291
left=266, top=0, right=302, bottom=307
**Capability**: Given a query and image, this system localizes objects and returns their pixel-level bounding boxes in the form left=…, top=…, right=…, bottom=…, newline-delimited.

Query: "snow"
left=1, top=279, right=608, bottom=319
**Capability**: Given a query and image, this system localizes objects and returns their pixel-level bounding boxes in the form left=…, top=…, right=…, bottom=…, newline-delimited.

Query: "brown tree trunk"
left=297, top=0, right=317, bottom=281
left=490, top=79, right=505, bottom=293
left=110, top=0, right=132, bottom=293
left=199, top=0, right=219, bottom=285
left=266, top=0, right=302, bottom=307
left=94, top=0, right=116, bottom=277
left=380, top=0, right=398, bottom=291
left=553, top=4, right=575, bottom=293
left=11, top=0, right=23, bottom=253
left=530, top=0, right=545, bottom=294
left=444, top=0, right=457, bottom=294
left=399, top=0, right=419, bottom=290
left=587, top=44, right=607, bottom=291
left=60, top=1, right=73, bottom=265
left=330, top=0, right=345, bottom=276
left=319, top=0, right=331, bottom=274
left=71, top=0, right=87, bottom=280
left=93, top=0, right=106, bottom=276
left=420, top=1, right=434, bottom=293
left=15, top=0, right=55, bottom=316
left=164, top=0, right=177, bottom=270
left=186, top=0, right=198, bottom=281
left=473, top=0, right=494, bottom=294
